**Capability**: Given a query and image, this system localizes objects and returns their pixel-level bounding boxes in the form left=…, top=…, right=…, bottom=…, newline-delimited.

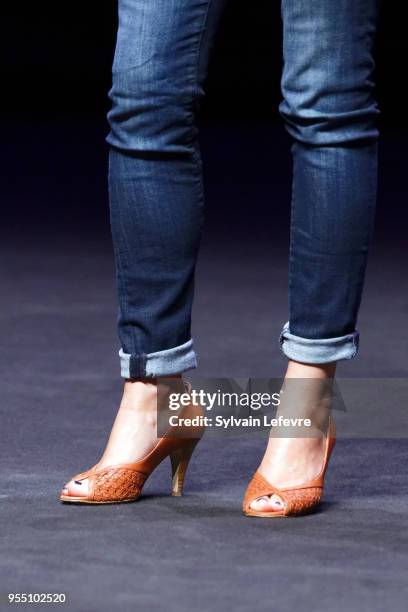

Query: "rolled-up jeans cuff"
left=279, top=322, right=359, bottom=363
left=119, top=338, right=197, bottom=378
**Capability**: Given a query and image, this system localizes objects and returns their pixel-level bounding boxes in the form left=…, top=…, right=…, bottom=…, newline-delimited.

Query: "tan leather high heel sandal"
left=243, top=418, right=336, bottom=518
left=60, top=387, right=203, bottom=504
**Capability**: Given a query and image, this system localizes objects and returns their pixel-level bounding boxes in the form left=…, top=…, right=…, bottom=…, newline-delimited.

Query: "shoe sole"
left=59, top=495, right=140, bottom=505
left=244, top=510, right=287, bottom=518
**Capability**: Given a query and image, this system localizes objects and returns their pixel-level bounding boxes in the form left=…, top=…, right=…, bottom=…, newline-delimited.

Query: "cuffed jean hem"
left=119, top=338, right=197, bottom=379
left=279, top=322, right=359, bottom=364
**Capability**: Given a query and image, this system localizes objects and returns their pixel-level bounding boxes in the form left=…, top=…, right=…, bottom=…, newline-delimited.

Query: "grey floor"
left=1, top=121, right=407, bottom=611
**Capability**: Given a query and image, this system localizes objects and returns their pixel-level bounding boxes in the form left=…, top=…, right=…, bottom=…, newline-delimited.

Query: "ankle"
left=277, top=361, right=336, bottom=433
left=123, top=374, right=182, bottom=395
left=286, top=359, right=337, bottom=379
left=123, top=378, right=158, bottom=397
left=121, top=376, right=183, bottom=416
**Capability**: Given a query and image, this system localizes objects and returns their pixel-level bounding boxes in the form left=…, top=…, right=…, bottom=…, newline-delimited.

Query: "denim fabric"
left=119, top=339, right=197, bottom=379
left=279, top=322, right=359, bottom=364
left=107, top=0, right=380, bottom=377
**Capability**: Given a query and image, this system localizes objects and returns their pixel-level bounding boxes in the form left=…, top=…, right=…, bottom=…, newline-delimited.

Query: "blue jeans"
left=107, top=0, right=380, bottom=378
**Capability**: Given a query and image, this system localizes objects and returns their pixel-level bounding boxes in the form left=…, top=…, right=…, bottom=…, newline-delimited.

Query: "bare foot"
left=61, top=378, right=179, bottom=498
left=250, top=360, right=336, bottom=513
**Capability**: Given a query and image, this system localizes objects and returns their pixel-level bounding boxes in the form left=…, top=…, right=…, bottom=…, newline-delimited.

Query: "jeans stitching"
left=108, top=157, right=138, bottom=358
left=129, top=354, right=148, bottom=379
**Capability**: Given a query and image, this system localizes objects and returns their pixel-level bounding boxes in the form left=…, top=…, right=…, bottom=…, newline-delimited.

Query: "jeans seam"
left=108, top=164, right=137, bottom=358
left=129, top=353, right=147, bottom=379
left=288, top=145, right=297, bottom=330
left=186, top=1, right=213, bottom=302
left=191, top=0, right=213, bottom=172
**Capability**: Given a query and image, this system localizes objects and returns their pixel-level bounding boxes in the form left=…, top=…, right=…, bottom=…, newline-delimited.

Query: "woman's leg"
left=109, top=0, right=228, bottom=379
left=63, top=0, right=227, bottom=497
left=251, top=0, right=380, bottom=511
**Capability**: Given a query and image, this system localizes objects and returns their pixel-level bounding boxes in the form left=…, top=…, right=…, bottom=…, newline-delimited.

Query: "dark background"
left=0, top=0, right=406, bottom=376
left=1, top=4, right=408, bottom=611
left=2, top=0, right=407, bottom=244
left=1, top=1, right=407, bottom=125
left=0, top=0, right=406, bottom=371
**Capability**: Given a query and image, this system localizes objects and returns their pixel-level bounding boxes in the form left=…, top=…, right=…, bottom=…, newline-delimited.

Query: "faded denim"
left=107, top=0, right=380, bottom=377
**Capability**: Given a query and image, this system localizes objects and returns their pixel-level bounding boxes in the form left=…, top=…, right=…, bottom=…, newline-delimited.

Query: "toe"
left=269, top=494, right=285, bottom=511
left=250, top=496, right=272, bottom=511
left=250, top=494, right=285, bottom=513
left=63, top=478, right=89, bottom=498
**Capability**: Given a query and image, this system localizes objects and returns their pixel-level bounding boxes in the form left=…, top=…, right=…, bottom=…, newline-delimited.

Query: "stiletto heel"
left=60, top=384, right=204, bottom=505
left=243, top=418, right=336, bottom=517
left=170, top=438, right=200, bottom=496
